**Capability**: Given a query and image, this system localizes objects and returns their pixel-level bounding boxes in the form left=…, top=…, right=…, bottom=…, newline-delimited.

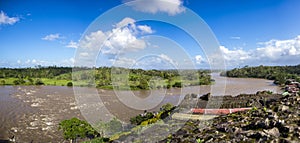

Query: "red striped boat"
left=191, top=108, right=252, bottom=115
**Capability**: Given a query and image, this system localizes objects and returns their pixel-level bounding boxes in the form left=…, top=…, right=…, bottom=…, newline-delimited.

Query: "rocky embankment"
left=161, top=93, right=300, bottom=142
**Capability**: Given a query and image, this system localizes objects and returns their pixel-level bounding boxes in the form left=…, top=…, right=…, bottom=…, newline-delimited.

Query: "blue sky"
left=1, top=0, right=300, bottom=69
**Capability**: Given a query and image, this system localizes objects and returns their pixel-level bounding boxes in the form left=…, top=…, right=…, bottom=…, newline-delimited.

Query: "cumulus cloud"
left=114, top=17, right=135, bottom=28
left=79, top=30, right=107, bottom=50
left=0, top=11, right=20, bottom=25
left=79, top=17, right=153, bottom=57
left=14, top=58, right=75, bottom=67
left=75, top=17, right=155, bottom=67
left=16, top=59, right=50, bottom=66
left=220, top=35, right=300, bottom=67
left=42, top=33, right=63, bottom=41
left=103, top=27, right=146, bottom=55
left=112, top=57, right=136, bottom=67
left=130, top=54, right=178, bottom=69
left=137, top=25, right=154, bottom=34
left=124, top=0, right=185, bottom=16
left=220, top=46, right=250, bottom=61
left=66, top=40, right=78, bottom=48
left=195, top=55, right=205, bottom=64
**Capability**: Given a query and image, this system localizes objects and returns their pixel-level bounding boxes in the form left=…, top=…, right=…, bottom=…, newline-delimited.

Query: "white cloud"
left=195, top=55, right=205, bottom=64
left=79, top=17, right=153, bottom=57
left=0, top=11, right=20, bottom=25
left=220, top=46, right=250, bottom=61
left=32, top=59, right=37, bottom=64
left=124, top=0, right=185, bottom=16
left=132, top=54, right=178, bottom=69
left=25, top=59, right=31, bottom=64
left=66, top=40, right=78, bottom=48
left=76, top=17, right=155, bottom=67
left=42, top=33, right=63, bottom=41
left=61, top=58, right=75, bottom=66
left=159, top=54, right=176, bottom=65
left=79, top=52, right=89, bottom=57
left=69, top=58, right=75, bottom=64
left=114, top=17, right=135, bottom=28
left=112, top=57, right=136, bottom=67
left=5, top=58, right=76, bottom=68
left=220, top=35, right=300, bottom=67
left=104, top=27, right=146, bottom=54
left=137, top=25, right=153, bottom=34
left=80, top=30, right=107, bottom=50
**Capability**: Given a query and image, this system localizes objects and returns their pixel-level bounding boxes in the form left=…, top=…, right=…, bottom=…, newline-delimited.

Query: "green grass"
left=0, top=78, right=16, bottom=85
left=0, top=77, right=71, bottom=86
left=40, top=78, right=70, bottom=86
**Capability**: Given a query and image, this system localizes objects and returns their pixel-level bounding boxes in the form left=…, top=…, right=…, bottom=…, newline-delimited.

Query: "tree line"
left=0, top=66, right=212, bottom=89
left=221, top=65, right=300, bottom=85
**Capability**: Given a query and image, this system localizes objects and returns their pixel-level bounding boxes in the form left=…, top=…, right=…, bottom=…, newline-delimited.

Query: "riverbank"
left=161, top=92, right=300, bottom=142
left=0, top=75, right=281, bottom=142
left=99, top=91, right=286, bottom=142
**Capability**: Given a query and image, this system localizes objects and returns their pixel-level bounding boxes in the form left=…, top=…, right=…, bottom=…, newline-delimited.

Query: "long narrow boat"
left=191, top=108, right=252, bottom=115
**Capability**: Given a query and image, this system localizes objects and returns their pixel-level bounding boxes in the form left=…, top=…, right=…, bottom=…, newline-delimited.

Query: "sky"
left=1, top=0, right=300, bottom=69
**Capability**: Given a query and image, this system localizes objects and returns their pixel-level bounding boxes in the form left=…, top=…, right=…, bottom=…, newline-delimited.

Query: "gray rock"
left=264, top=127, right=280, bottom=138
left=279, top=105, right=289, bottom=111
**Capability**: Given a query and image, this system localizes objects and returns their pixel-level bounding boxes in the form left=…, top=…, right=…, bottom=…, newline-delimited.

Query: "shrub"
left=161, top=103, right=174, bottom=112
left=59, top=118, right=100, bottom=142
left=35, top=78, right=44, bottom=85
left=0, top=80, right=5, bottom=85
left=140, top=120, right=149, bottom=126
left=172, top=82, right=182, bottom=88
left=166, top=84, right=171, bottom=89
left=107, top=118, right=122, bottom=133
left=28, top=78, right=34, bottom=85
left=13, top=78, right=25, bottom=85
left=67, top=82, right=73, bottom=86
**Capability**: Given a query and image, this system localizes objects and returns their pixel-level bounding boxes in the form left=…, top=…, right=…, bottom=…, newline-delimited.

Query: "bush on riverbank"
left=130, top=103, right=175, bottom=126
left=58, top=118, right=100, bottom=142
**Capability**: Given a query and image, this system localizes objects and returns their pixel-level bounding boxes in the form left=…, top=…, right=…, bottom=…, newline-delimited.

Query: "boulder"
left=264, top=127, right=280, bottom=138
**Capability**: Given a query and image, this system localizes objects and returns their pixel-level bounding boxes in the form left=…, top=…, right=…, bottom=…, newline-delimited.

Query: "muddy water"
left=0, top=86, right=83, bottom=142
left=0, top=74, right=281, bottom=142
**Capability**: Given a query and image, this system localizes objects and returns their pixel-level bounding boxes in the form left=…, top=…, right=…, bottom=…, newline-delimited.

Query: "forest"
left=221, top=64, right=300, bottom=85
left=0, top=66, right=212, bottom=89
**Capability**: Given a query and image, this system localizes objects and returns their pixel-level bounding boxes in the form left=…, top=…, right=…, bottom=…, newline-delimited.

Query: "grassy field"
left=0, top=77, right=71, bottom=86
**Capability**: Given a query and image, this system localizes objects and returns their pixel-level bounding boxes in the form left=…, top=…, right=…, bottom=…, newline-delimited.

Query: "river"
left=0, top=74, right=281, bottom=142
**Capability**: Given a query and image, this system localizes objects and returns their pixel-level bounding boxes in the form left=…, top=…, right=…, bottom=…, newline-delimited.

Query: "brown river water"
left=0, top=74, right=281, bottom=142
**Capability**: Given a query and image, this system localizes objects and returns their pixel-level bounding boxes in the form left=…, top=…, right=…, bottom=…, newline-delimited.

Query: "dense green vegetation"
left=221, top=65, right=300, bottom=85
left=129, top=103, right=175, bottom=125
left=58, top=118, right=101, bottom=142
left=0, top=66, right=73, bottom=86
left=59, top=103, right=175, bottom=142
left=0, top=66, right=212, bottom=89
